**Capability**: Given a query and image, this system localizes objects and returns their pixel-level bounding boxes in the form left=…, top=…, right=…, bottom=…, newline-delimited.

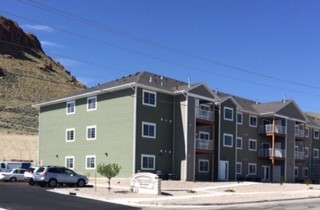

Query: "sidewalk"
left=50, top=179, right=320, bottom=208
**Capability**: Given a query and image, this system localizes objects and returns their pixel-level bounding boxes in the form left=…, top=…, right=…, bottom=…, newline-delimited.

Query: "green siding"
left=39, top=89, right=135, bottom=178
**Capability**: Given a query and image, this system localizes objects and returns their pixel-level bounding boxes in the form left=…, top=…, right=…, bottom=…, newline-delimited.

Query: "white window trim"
left=199, top=131, right=210, bottom=140
left=305, top=147, right=309, bottom=157
left=142, top=122, right=156, bottom=139
left=87, top=96, right=97, bottom=111
left=65, top=156, right=75, bottom=169
left=223, top=133, right=233, bottom=147
left=237, top=113, right=243, bottom=125
left=249, top=115, right=258, bottom=127
left=236, top=137, right=243, bottom=149
left=86, top=125, right=97, bottom=141
left=248, top=163, right=257, bottom=175
left=313, top=149, right=319, bottom=159
left=66, top=128, right=75, bottom=142
left=66, top=101, right=76, bottom=115
left=304, top=167, right=309, bottom=177
left=236, top=162, right=242, bottom=174
left=248, top=139, right=257, bottom=151
left=142, top=89, right=157, bottom=107
left=85, top=155, right=96, bottom=170
left=314, top=130, right=319, bottom=139
left=198, top=159, right=209, bottom=173
left=224, top=107, right=234, bottom=121
left=141, top=154, right=155, bottom=170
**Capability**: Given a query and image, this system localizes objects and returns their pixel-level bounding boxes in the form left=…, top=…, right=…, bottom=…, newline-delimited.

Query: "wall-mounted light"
left=55, top=155, right=59, bottom=158
left=105, top=153, right=108, bottom=157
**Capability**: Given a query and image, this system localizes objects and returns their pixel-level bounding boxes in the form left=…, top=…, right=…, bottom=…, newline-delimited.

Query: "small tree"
left=97, top=163, right=121, bottom=191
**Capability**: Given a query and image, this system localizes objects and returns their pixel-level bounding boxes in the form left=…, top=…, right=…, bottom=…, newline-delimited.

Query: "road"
left=0, top=182, right=140, bottom=210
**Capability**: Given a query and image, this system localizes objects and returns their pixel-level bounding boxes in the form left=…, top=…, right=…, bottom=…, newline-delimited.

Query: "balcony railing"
left=195, top=108, right=214, bottom=121
left=295, top=128, right=305, bottom=138
left=258, top=148, right=286, bottom=159
left=196, top=139, right=213, bottom=150
left=259, top=124, right=286, bottom=135
left=294, top=151, right=305, bottom=160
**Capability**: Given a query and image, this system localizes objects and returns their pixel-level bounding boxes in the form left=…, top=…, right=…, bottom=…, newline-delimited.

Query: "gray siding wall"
left=286, top=120, right=295, bottom=182
left=39, top=89, right=135, bottom=178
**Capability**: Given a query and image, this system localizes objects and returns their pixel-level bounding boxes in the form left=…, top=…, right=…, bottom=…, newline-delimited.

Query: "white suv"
left=33, top=166, right=88, bottom=188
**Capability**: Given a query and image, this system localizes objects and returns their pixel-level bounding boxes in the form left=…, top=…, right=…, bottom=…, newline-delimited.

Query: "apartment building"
left=34, top=71, right=320, bottom=183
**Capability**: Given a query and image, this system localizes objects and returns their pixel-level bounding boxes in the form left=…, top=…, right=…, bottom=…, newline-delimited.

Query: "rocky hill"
left=0, top=16, right=86, bottom=134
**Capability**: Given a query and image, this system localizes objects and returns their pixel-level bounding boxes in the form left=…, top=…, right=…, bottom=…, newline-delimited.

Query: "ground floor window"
left=86, top=155, right=96, bottom=169
left=65, top=156, right=74, bottom=169
left=198, top=159, right=209, bottom=173
left=294, top=167, right=298, bottom=177
left=248, top=163, right=256, bottom=175
left=141, top=154, right=155, bottom=170
left=236, top=162, right=242, bottom=174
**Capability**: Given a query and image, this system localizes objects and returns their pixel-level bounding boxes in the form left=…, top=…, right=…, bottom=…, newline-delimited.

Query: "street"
left=0, top=182, right=140, bottom=210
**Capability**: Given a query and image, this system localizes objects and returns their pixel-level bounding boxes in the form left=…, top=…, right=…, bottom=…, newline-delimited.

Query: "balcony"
left=294, top=151, right=305, bottom=160
left=195, top=108, right=214, bottom=122
left=259, top=124, right=286, bottom=136
left=258, top=148, right=286, bottom=159
left=295, top=128, right=305, bottom=140
left=196, top=139, right=213, bottom=151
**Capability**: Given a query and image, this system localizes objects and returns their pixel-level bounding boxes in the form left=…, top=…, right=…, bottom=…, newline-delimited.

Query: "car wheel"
left=48, top=179, right=58, bottom=188
left=28, top=179, right=35, bottom=185
left=10, top=177, right=17, bottom=182
left=39, top=182, right=46, bottom=187
left=77, top=179, right=85, bottom=187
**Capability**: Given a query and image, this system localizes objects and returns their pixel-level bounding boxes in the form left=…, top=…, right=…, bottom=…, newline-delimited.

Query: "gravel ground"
left=51, top=178, right=320, bottom=206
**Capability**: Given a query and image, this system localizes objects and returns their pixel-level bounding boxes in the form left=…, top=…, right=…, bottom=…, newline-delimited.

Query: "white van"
left=0, top=161, right=32, bottom=172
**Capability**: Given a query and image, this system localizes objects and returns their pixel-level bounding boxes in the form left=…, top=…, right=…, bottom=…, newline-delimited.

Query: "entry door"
left=273, top=165, right=281, bottom=182
left=261, top=165, right=270, bottom=182
left=218, top=161, right=229, bottom=181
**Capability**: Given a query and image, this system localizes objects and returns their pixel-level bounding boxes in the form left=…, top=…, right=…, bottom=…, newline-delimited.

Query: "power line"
left=15, top=0, right=320, bottom=91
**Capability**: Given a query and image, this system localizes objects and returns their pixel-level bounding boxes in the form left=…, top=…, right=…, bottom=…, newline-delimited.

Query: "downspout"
left=131, top=85, right=137, bottom=175
left=235, top=110, right=238, bottom=181
left=272, top=117, right=275, bottom=181
left=217, top=103, right=221, bottom=181
left=172, top=95, right=176, bottom=175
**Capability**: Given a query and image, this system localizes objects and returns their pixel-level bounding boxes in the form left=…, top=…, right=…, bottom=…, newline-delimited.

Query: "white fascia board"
left=136, top=84, right=176, bottom=95
left=187, top=93, right=217, bottom=102
left=33, top=83, right=136, bottom=109
left=260, top=113, right=307, bottom=123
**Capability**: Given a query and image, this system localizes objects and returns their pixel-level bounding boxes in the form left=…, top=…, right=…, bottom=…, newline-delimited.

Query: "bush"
left=97, top=163, right=121, bottom=192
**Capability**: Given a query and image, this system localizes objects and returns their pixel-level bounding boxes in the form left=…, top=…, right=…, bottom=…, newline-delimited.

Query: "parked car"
left=0, top=168, right=26, bottom=182
left=24, top=167, right=38, bottom=185
left=33, top=166, right=88, bottom=188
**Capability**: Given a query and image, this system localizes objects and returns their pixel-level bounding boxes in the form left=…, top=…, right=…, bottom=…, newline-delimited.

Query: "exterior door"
left=273, top=165, right=281, bottom=182
left=218, top=160, right=229, bottom=181
left=261, top=165, right=270, bottom=182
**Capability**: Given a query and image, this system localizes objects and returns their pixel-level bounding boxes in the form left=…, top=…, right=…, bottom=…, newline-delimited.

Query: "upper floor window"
left=198, top=159, right=209, bottom=173
left=87, top=126, right=97, bottom=140
left=87, top=96, right=97, bottom=111
left=249, top=139, right=257, bottom=151
left=314, top=130, right=319, bottom=139
left=142, top=122, right=156, bottom=139
left=237, top=113, right=243, bottom=124
left=223, top=133, right=233, bottom=147
left=305, top=147, right=309, bottom=157
left=141, top=154, right=155, bottom=170
left=236, top=137, right=242, bottom=149
left=224, top=107, right=233, bottom=121
left=305, top=127, right=309, bottom=138
left=66, top=128, right=75, bottom=142
left=143, top=90, right=156, bottom=107
left=199, top=131, right=210, bottom=140
left=86, top=155, right=96, bottom=169
left=66, top=101, right=75, bottom=115
left=313, top=149, right=319, bottom=158
left=65, top=156, right=74, bottom=169
left=249, top=116, right=258, bottom=127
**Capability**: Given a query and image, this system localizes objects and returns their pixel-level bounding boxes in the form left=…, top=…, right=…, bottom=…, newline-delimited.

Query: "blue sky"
left=1, top=0, right=320, bottom=113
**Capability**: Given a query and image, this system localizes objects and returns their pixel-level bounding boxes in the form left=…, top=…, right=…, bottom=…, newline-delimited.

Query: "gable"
left=277, top=102, right=307, bottom=122
left=188, top=84, right=217, bottom=100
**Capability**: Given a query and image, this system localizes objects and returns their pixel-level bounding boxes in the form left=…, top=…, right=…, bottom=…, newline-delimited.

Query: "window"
left=237, top=113, right=243, bottom=124
left=86, top=155, right=96, bottom=169
left=248, top=163, right=256, bottom=175
left=249, top=139, right=257, bottom=151
left=198, top=159, right=209, bottom=173
left=305, top=127, right=309, bottom=138
left=143, top=90, right=156, bottom=107
left=142, top=122, right=156, bottom=139
left=224, top=107, right=233, bottom=121
left=199, top=131, right=210, bottom=140
left=141, top=154, right=155, bottom=170
left=313, top=149, right=319, bottom=158
left=305, top=147, right=309, bottom=157
left=294, top=167, right=298, bottom=177
left=236, top=137, right=242, bottom=149
left=87, top=126, right=96, bottom=140
left=304, top=167, right=309, bottom=177
left=66, top=128, right=75, bottom=142
left=314, top=130, right=319, bottom=139
left=249, top=116, right=258, bottom=127
left=223, top=133, right=233, bottom=147
left=87, top=96, right=97, bottom=111
left=236, top=162, right=242, bottom=174
left=66, top=101, right=75, bottom=114
left=65, top=156, right=74, bottom=169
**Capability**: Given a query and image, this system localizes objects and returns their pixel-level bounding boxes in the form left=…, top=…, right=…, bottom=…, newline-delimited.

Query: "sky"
left=1, top=0, right=320, bottom=113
